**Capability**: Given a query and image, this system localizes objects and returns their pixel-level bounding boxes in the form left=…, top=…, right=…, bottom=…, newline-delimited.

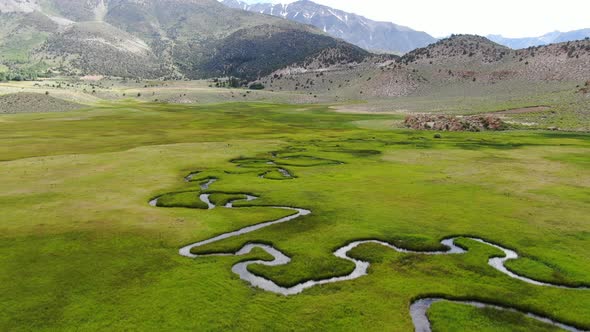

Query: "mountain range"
left=0, top=0, right=366, bottom=80
left=488, top=29, right=590, bottom=49
left=220, top=0, right=437, bottom=54
left=222, top=0, right=590, bottom=53
left=1, top=0, right=589, bottom=86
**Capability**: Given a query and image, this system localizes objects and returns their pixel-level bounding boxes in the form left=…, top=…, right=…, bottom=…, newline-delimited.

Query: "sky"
left=240, top=0, right=590, bottom=38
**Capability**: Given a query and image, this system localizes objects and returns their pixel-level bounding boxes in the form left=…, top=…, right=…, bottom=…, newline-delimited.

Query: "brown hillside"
left=0, top=92, right=84, bottom=113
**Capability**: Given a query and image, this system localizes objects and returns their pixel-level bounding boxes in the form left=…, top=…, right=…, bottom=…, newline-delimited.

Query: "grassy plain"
left=1, top=101, right=589, bottom=331
left=2, top=76, right=589, bottom=131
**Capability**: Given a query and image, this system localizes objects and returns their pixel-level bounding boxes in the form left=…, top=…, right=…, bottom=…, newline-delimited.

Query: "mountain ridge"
left=488, top=29, right=590, bottom=49
left=220, top=0, right=437, bottom=54
left=0, top=0, right=369, bottom=80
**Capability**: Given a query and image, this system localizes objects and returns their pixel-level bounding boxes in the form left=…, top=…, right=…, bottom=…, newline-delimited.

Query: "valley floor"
left=1, top=78, right=589, bottom=131
left=1, top=102, right=589, bottom=331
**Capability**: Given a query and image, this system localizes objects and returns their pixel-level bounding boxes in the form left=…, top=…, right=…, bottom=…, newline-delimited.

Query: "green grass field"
left=1, top=101, right=589, bottom=331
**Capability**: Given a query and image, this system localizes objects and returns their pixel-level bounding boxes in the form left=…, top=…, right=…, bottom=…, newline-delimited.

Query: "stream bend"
left=410, top=298, right=586, bottom=332
left=150, top=172, right=588, bottom=330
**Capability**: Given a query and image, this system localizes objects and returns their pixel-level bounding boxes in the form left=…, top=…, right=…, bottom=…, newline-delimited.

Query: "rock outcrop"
left=404, top=114, right=506, bottom=131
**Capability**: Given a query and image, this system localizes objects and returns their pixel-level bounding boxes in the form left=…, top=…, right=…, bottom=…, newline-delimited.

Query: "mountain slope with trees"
left=0, top=0, right=368, bottom=80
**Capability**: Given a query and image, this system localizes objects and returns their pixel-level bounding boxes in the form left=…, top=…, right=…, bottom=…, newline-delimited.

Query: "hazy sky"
left=241, top=0, right=590, bottom=38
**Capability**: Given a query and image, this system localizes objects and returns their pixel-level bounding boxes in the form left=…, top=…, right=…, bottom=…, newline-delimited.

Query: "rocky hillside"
left=400, top=36, right=590, bottom=82
left=259, top=35, right=590, bottom=98
left=400, top=35, right=511, bottom=65
left=36, top=21, right=172, bottom=78
left=0, top=0, right=367, bottom=80
left=510, top=40, right=590, bottom=81
left=221, top=0, right=437, bottom=54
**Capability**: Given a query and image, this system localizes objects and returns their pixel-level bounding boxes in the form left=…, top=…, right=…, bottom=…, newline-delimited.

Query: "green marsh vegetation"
left=0, top=101, right=589, bottom=331
left=156, top=191, right=209, bottom=209
left=428, top=301, right=564, bottom=332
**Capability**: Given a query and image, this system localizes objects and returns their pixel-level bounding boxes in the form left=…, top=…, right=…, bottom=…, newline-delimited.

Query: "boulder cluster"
left=404, top=114, right=506, bottom=131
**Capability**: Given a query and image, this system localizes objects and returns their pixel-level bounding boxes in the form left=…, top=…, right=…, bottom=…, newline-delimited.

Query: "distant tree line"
left=0, top=69, right=49, bottom=82
left=248, top=83, right=265, bottom=90
left=210, top=77, right=247, bottom=88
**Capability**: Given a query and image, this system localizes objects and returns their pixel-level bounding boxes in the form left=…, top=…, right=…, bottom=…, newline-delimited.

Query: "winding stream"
left=258, top=166, right=293, bottom=179
left=410, top=298, right=585, bottom=332
left=151, top=173, right=587, bottom=331
left=277, top=168, right=292, bottom=178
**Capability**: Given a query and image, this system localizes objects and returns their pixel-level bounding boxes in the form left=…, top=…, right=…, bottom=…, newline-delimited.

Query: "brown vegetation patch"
left=0, top=93, right=84, bottom=114
left=330, top=105, right=407, bottom=114
left=489, top=71, right=518, bottom=80
left=493, top=106, right=552, bottom=115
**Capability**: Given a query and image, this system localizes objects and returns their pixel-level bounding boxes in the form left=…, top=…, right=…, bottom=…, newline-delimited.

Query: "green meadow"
left=1, top=102, right=589, bottom=331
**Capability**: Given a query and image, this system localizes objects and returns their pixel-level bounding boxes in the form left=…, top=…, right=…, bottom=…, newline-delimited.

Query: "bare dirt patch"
left=80, top=75, right=105, bottom=81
